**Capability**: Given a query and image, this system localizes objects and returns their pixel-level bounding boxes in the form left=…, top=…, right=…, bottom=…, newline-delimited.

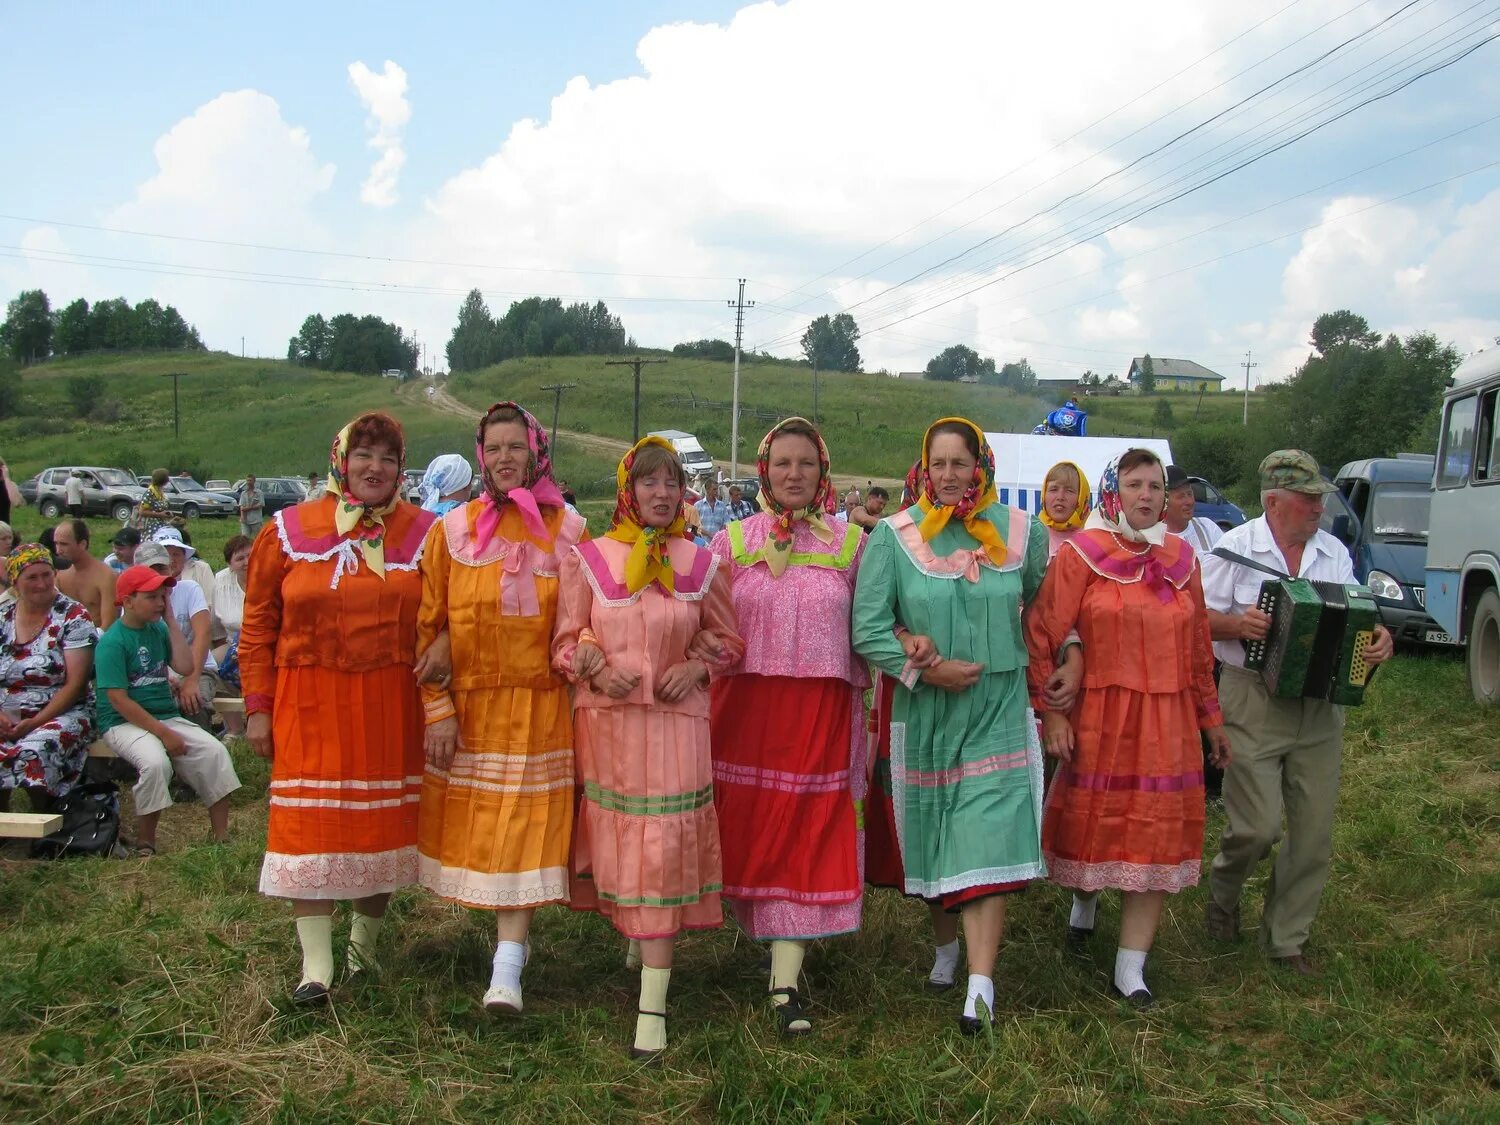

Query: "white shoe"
left=483, top=983, right=523, bottom=1014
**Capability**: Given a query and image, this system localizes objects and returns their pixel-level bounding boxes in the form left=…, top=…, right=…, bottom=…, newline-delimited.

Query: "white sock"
left=634, top=966, right=670, bottom=1053
left=768, top=939, right=806, bottom=997
left=490, top=940, right=527, bottom=993
left=930, top=939, right=960, bottom=986
left=1114, top=947, right=1149, bottom=996
left=347, top=911, right=383, bottom=974
left=1070, top=892, right=1099, bottom=931
left=295, top=914, right=334, bottom=988
left=962, top=974, right=994, bottom=1020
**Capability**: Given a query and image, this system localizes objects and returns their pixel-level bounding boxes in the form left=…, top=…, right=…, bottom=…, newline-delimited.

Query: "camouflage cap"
left=1258, top=449, right=1336, bottom=495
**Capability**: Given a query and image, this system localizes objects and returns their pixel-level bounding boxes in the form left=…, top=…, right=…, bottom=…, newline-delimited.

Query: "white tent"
left=984, top=434, right=1174, bottom=515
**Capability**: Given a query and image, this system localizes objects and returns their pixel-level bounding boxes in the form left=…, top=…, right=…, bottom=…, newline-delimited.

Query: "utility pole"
left=812, top=357, right=820, bottom=424
left=605, top=356, right=667, bottom=443
left=540, top=382, right=578, bottom=449
left=163, top=372, right=186, bottom=439
left=1240, top=351, right=1259, bottom=425
left=727, top=278, right=754, bottom=479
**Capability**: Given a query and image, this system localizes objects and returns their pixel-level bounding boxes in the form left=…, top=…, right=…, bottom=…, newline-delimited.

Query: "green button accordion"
left=1243, top=578, right=1379, bottom=705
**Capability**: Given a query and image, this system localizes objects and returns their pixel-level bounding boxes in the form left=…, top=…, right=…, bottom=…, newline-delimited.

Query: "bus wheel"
left=1468, top=588, right=1500, bottom=706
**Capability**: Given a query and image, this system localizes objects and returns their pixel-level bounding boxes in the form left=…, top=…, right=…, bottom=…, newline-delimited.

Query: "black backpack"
left=30, top=781, right=121, bottom=859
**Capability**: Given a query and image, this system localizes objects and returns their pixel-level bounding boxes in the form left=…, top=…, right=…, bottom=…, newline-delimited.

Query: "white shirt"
left=170, top=577, right=218, bottom=672
left=1200, top=515, right=1354, bottom=668
left=184, top=557, right=216, bottom=612
left=1172, top=516, right=1224, bottom=554
left=65, top=477, right=84, bottom=504
left=212, top=567, right=246, bottom=635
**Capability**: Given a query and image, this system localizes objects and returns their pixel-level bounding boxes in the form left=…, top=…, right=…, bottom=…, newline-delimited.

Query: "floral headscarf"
left=1084, top=451, right=1168, bottom=546
left=913, top=417, right=1008, bottom=567
left=326, top=414, right=405, bottom=578
left=755, top=417, right=836, bottom=578
left=474, top=401, right=566, bottom=551
left=1039, top=460, right=1092, bottom=533
left=6, top=543, right=52, bottom=586
left=605, top=436, right=688, bottom=594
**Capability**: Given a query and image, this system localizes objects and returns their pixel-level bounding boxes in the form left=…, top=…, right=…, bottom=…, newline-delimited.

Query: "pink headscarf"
left=473, top=401, right=566, bottom=550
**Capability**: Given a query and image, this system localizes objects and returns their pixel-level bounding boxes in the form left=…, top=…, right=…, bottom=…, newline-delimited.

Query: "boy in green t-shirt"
left=97, top=565, right=241, bottom=857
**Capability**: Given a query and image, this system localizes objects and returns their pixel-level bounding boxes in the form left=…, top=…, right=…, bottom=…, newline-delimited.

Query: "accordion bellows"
left=1244, top=578, right=1379, bottom=705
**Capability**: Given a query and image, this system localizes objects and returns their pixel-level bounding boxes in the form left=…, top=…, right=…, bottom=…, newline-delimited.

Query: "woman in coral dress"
left=707, top=417, right=868, bottom=1037
left=552, top=436, right=742, bottom=1061
left=1025, top=449, right=1231, bottom=1008
left=241, top=412, right=436, bottom=1004
left=417, top=402, right=587, bottom=1015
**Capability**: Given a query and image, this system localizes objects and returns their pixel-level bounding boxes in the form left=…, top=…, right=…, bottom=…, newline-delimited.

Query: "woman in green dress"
left=853, top=416, right=1071, bottom=1033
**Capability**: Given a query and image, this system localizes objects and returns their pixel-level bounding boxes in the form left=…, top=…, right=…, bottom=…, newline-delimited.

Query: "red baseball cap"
left=116, top=565, right=175, bottom=604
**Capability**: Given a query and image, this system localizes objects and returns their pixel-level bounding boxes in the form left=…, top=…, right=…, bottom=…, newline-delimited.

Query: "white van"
left=983, top=433, right=1174, bottom=516
left=1425, top=346, right=1500, bottom=703
left=649, top=429, right=716, bottom=478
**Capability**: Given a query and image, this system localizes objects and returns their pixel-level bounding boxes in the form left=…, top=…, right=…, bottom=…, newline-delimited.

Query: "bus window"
left=1437, top=394, right=1477, bottom=488
left=1477, top=388, right=1499, bottom=482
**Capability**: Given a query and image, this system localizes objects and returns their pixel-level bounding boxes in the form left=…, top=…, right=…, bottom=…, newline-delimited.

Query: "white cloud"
left=348, top=60, right=410, bottom=208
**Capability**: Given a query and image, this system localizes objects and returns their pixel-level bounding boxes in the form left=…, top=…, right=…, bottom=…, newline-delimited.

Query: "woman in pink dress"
left=553, top=436, right=742, bottom=1061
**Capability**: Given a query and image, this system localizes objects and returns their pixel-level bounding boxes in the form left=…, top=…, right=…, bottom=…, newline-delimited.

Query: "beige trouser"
left=103, top=717, right=242, bottom=817
left=1208, top=664, right=1345, bottom=958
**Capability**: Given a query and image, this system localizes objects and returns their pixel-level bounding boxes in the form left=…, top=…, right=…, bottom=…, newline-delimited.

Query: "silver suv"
left=25, top=466, right=145, bottom=523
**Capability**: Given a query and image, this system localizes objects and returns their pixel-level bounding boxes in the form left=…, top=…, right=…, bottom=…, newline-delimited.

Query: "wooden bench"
left=0, top=812, right=63, bottom=838
left=87, top=698, right=245, bottom=759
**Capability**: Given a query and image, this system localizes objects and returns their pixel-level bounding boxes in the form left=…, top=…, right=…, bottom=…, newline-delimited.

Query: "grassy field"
left=0, top=651, right=1494, bottom=1123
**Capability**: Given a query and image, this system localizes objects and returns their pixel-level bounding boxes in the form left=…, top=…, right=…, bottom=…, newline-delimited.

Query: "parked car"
left=30, top=466, right=144, bottom=522
left=648, top=429, right=716, bottom=479
left=141, top=475, right=238, bottom=520
left=1186, top=476, right=1246, bottom=530
left=401, top=469, right=425, bottom=501
left=205, top=479, right=231, bottom=491
left=1326, top=454, right=1453, bottom=648
left=719, top=476, right=761, bottom=505
left=232, top=476, right=309, bottom=517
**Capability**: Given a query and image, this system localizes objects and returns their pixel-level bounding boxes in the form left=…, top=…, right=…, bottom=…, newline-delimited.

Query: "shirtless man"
left=53, top=519, right=119, bottom=630
left=849, top=485, right=889, bottom=533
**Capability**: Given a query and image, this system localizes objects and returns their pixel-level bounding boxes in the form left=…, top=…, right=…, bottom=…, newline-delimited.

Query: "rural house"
left=1126, top=356, right=1225, bottom=393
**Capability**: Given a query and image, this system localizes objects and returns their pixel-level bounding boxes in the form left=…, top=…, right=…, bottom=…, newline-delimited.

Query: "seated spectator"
left=212, top=535, right=252, bottom=736
left=96, top=565, right=240, bottom=856
left=38, top=527, right=71, bottom=571
left=54, top=519, right=119, bottom=631
left=0, top=545, right=96, bottom=815
left=137, top=539, right=222, bottom=733
left=158, top=527, right=216, bottom=611
left=0, top=521, right=14, bottom=605
left=107, top=527, right=141, bottom=575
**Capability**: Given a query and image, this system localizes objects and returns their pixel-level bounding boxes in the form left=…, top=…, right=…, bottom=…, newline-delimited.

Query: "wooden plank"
left=0, top=812, right=63, bottom=838
left=212, top=697, right=245, bottom=715
left=88, top=740, right=116, bottom=758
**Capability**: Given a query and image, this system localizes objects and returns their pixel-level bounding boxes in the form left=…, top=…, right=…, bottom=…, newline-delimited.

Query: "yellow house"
left=1127, top=356, right=1225, bottom=393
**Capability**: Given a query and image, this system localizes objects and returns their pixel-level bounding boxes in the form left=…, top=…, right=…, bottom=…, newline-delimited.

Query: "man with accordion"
left=1200, top=450, right=1394, bottom=977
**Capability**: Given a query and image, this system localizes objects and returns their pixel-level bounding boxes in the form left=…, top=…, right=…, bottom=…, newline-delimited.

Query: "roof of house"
left=1128, top=357, right=1224, bottom=382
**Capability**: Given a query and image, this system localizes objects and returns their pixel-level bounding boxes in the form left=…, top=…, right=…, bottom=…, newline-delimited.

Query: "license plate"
left=1425, top=630, right=1454, bottom=644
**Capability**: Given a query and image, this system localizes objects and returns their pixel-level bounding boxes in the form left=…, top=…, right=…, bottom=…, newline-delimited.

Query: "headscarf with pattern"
left=1038, top=459, right=1092, bottom=532
left=755, top=417, right=836, bottom=578
left=474, top=401, right=566, bottom=551
left=605, top=436, right=689, bottom=594
left=6, top=543, right=53, bottom=586
left=1084, top=451, right=1168, bottom=546
left=913, top=417, right=1008, bottom=567
left=325, top=413, right=406, bottom=578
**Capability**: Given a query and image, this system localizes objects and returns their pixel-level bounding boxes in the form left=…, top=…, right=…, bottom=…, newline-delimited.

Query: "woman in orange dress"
left=417, top=402, right=587, bottom=1014
left=1024, top=449, right=1231, bottom=1007
left=241, top=412, right=436, bottom=1005
left=552, top=436, right=742, bottom=1060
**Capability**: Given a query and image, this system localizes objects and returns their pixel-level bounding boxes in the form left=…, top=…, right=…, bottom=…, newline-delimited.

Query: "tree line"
left=1, top=289, right=205, bottom=363
left=446, top=290, right=631, bottom=373
left=287, top=313, right=418, bottom=376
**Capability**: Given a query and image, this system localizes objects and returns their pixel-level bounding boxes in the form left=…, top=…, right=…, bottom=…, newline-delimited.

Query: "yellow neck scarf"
left=1038, top=460, right=1092, bottom=532
left=327, top=420, right=403, bottom=578
left=914, top=417, right=1008, bottom=568
left=604, top=436, right=688, bottom=594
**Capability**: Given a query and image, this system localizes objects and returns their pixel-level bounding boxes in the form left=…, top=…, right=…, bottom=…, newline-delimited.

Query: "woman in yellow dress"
left=417, top=402, right=587, bottom=1014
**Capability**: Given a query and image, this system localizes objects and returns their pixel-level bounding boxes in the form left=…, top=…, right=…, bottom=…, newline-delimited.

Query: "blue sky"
left=2, top=1, right=1498, bottom=384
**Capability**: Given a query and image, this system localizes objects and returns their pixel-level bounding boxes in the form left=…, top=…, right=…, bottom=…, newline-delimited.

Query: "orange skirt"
left=259, top=663, right=423, bottom=900
left=418, top=684, right=574, bottom=909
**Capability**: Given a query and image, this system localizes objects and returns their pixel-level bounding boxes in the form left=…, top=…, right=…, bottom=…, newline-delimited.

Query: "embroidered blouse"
left=238, top=495, right=435, bottom=715
left=709, top=512, right=869, bottom=687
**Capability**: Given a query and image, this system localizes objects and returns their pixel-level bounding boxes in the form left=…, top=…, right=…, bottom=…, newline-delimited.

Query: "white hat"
left=150, top=526, right=197, bottom=557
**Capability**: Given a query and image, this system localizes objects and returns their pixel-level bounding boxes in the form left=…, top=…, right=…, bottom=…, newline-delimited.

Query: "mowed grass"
left=0, top=653, right=1494, bottom=1123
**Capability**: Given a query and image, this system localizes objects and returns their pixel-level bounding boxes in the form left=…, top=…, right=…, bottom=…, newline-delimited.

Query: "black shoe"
left=768, top=986, right=812, bottom=1036
left=1113, top=985, right=1154, bottom=1010
left=1206, top=898, right=1240, bottom=942
left=1065, top=925, right=1094, bottom=958
left=957, top=1013, right=991, bottom=1036
left=924, top=975, right=957, bottom=994
left=292, top=980, right=329, bottom=1006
